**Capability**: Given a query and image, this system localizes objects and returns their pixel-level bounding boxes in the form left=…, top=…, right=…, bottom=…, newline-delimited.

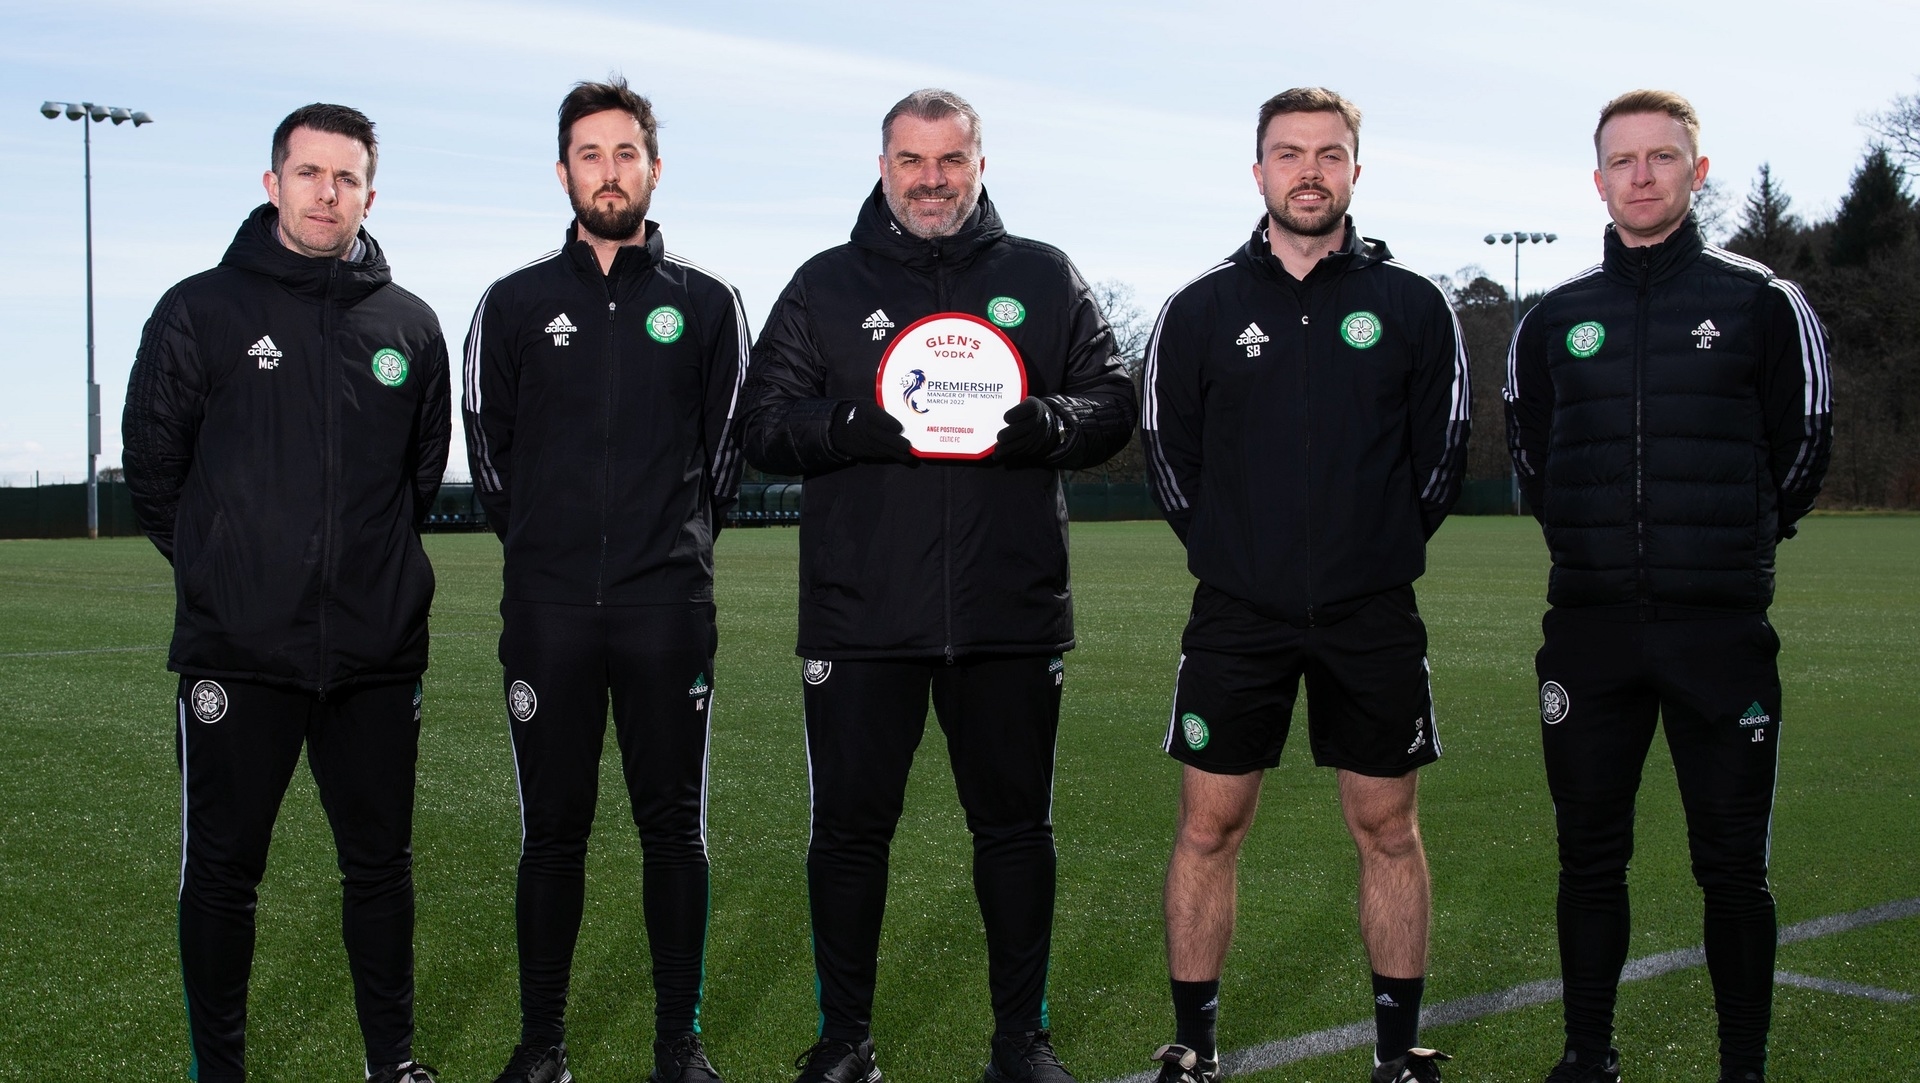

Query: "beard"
left=570, top=176, right=651, bottom=242
left=888, top=182, right=979, bottom=239
left=1264, top=184, right=1351, bottom=239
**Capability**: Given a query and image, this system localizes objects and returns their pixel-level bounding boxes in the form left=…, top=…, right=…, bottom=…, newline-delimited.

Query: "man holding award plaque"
left=739, top=88, right=1135, bottom=1083
left=1141, top=88, right=1470, bottom=1083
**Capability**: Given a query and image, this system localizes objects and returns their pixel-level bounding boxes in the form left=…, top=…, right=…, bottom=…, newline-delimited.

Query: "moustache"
left=905, top=185, right=961, bottom=203
left=595, top=182, right=628, bottom=199
left=1290, top=185, right=1334, bottom=200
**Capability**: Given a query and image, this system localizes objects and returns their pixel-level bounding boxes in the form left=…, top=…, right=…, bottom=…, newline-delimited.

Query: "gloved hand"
left=830, top=400, right=917, bottom=464
left=992, top=396, right=1063, bottom=465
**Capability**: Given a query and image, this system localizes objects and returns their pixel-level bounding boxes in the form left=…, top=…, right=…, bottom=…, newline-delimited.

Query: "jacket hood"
left=563, top=218, right=665, bottom=280
left=849, top=180, right=1006, bottom=271
left=1603, top=211, right=1703, bottom=286
left=221, top=203, right=391, bottom=303
left=1234, top=215, right=1390, bottom=281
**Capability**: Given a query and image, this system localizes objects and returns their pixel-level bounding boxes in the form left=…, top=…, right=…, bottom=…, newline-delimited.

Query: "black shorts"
left=1164, top=583, right=1439, bottom=777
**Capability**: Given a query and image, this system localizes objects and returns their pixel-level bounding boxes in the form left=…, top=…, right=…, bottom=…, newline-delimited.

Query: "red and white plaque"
left=875, top=313, right=1028, bottom=459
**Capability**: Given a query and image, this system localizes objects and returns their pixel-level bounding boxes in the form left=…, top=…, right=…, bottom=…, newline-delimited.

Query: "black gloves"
left=829, top=400, right=917, bottom=464
left=992, top=396, right=1064, bottom=465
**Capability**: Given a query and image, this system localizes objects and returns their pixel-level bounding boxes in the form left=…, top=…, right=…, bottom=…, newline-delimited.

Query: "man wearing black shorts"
left=463, top=78, right=748, bottom=1083
left=740, top=88, right=1135, bottom=1083
left=1505, top=90, right=1831, bottom=1083
left=122, top=103, right=449, bottom=1083
left=1141, top=88, right=1470, bottom=1083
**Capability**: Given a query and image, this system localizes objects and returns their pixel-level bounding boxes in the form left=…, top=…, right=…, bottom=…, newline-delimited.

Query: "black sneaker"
left=652, top=1033, right=724, bottom=1082
left=1718, top=1070, right=1764, bottom=1083
left=792, top=1037, right=883, bottom=1083
left=370, top=1062, right=441, bottom=1083
left=1544, top=1047, right=1620, bottom=1083
left=1373, top=1048, right=1450, bottom=1083
left=1151, top=1043, right=1221, bottom=1083
left=494, top=1042, right=572, bottom=1083
left=984, top=1029, right=1076, bottom=1083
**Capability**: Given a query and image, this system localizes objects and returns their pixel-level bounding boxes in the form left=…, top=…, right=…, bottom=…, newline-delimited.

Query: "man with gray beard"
left=739, top=88, right=1135, bottom=1083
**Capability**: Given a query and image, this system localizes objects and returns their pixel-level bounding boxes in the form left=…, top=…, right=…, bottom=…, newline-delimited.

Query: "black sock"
left=1372, top=972, right=1425, bottom=1063
left=1171, top=978, right=1220, bottom=1059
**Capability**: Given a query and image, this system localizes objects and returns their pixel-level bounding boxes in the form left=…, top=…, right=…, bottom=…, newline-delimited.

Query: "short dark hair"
left=881, top=88, right=982, bottom=154
left=558, top=76, right=659, bottom=164
left=1255, top=87, right=1362, bottom=161
left=272, top=103, right=379, bottom=181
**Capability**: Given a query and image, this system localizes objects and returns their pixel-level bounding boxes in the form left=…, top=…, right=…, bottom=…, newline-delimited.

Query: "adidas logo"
left=545, top=313, right=577, bottom=346
left=1691, top=318, right=1722, bottom=349
left=862, top=309, right=895, bottom=329
left=1376, top=993, right=1399, bottom=1007
left=1235, top=323, right=1269, bottom=346
left=1738, top=701, right=1772, bottom=727
left=248, top=335, right=282, bottom=369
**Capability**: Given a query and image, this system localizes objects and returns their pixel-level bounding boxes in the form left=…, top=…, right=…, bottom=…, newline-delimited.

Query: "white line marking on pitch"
left=1103, top=896, right=1920, bottom=1082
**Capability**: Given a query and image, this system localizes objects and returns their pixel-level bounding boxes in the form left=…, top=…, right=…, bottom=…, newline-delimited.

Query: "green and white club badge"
left=370, top=348, right=409, bottom=387
left=986, top=296, right=1026, bottom=329
left=1180, top=712, right=1210, bottom=750
left=1340, top=311, right=1382, bottom=350
left=646, top=305, right=686, bottom=344
left=1567, top=321, right=1606, bottom=358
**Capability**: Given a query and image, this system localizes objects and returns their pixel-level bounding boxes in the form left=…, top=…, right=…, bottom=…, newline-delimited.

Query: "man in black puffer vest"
left=123, top=104, right=448, bottom=1083
left=1505, top=90, right=1831, bottom=1083
left=740, top=88, right=1134, bottom=1083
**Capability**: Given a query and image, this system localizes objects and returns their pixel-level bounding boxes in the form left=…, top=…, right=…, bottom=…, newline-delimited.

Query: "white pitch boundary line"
left=1105, top=896, right=1920, bottom=1082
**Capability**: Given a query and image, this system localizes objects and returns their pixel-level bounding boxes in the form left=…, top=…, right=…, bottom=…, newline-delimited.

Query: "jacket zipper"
left=934, top=242, right=954, bottom=663
left=1632, top=250, right=1651, bottom=615
left=318, top=259, right=338, bottom=698
left=598, top=291, right=617, bottom=605
left=1300, top=287, right=1316, bottom=628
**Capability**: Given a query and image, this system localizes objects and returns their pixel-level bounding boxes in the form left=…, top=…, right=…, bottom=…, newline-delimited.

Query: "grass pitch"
left=0, top=516, right=1913, bottom=1082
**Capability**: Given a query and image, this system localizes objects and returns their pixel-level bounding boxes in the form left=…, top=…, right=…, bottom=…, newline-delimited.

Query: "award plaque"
left=875, top=313, right=1028, bottom=459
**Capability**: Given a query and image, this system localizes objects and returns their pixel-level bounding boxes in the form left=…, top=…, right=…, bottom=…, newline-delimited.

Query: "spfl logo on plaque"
left=876, top=312, right=1027, bottom=459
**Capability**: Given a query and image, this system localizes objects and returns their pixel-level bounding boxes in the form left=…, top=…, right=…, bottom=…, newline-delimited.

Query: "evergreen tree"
left=1830, top=146, right=1914, bottom=267
left=1728, top=163, right=1800, bottom=267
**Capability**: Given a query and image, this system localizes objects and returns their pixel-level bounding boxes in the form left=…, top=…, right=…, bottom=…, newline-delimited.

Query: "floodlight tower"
left=39, top=100, right=154, bottom=538
left=1483, top=231, right=1558, bottom=329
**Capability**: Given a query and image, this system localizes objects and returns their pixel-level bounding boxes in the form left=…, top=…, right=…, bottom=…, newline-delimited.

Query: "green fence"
left=0, top=482, right=142, bottom=539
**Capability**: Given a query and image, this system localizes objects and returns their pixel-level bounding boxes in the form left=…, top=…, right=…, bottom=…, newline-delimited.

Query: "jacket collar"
left=849, top=181, right=1006, bottom=272
left=220, top=203, right=391, bottom=303
left=1235, top=214, right=1389, bottom=283
left=1602, top=212, right=1703, bottom=286
left=564, top=219, right=664, bottom=281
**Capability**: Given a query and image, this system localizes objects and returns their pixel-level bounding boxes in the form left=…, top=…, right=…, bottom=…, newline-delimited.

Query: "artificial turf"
left=0, top=515, right=1912, bottom=1081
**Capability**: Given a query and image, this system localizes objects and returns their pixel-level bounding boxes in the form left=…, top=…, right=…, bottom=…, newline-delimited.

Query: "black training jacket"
left=1503, top=215, right=1832, bottom=613
left=739, top=184, right=1136, bottom=660
left=1142, top=219, right=1470, bottom=626
left=462, top=223, right=748, bottom=606
left=123, top=203, right=450, bottom=693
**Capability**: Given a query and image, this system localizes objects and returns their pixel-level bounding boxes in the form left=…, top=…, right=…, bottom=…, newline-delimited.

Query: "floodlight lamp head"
left=40, top=101, right=61, bottom=119
left=64, top=103, right=84, bottom=120
left=1546, top=233, right=1558, bottom=243
left=1501, top=233, right=1513, bottom=244
left=131, top=111, right=152, bottom=126
left=88, top=104, right=108, bottom=122
left=1528, top=232, right=1542, bottom=243
left=108, top=107, right=130, bottom=124
left=1484, top=234, right=1496, bottom=245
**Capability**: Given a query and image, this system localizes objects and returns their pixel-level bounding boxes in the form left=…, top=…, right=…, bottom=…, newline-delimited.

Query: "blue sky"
left=3, top=0, right=1914, bottom=481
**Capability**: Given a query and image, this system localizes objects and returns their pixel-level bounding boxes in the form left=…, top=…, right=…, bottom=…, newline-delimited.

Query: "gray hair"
left=881, top=88, right=982, bottom=153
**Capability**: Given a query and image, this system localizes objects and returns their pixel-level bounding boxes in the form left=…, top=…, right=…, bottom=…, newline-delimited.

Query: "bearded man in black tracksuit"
left=463, top=80, right=747, bottom=1083
left=738, top=88, right=1135, bottom=1083
left=122, top=104, right=448, bottom=1083
left=1505, top=91, right=1831, bottom=1083
left=1142, top=89, right=1469, bottom=1083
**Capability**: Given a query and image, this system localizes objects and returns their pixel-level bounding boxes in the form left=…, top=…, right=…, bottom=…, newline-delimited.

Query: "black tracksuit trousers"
left=801, top=654, right=1064, bottom=1041
left=1536, top=608, right=1783, bottom=1075
left=175, top=676, right=421, bottom=1082
left=499, top=600, right=717, bottom=1046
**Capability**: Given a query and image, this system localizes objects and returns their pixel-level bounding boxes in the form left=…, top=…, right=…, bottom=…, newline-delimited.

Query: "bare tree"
left=1089, top=279, right=1153, bottom=380
left=1693, top=175, right=1733, bottom=243
left=1863, top=78, right=1920, bottom=175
